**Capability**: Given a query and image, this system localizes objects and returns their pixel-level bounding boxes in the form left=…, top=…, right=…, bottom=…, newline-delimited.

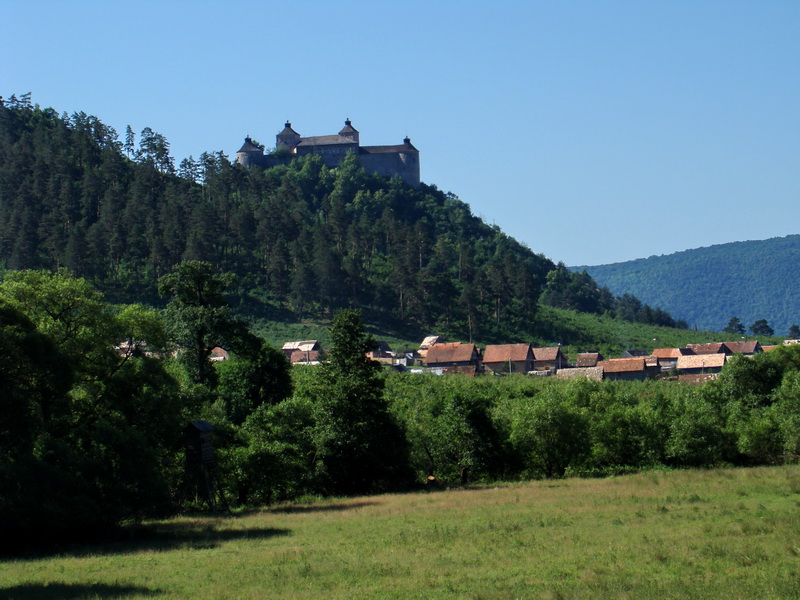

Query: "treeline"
left=3, top=267, right=800, bottom=550
left=0, top=95, right=682, bottom=343
left=0, top=265, right=410, bottom=547
left=540, top=265, right=688, bottom=328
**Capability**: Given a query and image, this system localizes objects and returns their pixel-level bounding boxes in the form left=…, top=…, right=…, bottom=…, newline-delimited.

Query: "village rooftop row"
left=280, top=337, right=800, bottom=383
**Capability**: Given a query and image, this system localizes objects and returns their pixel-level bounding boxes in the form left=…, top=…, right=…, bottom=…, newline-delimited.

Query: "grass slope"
left=531, top=305, right=756, bottom=358
left=4, top=466, right=800, bottom=599
left=574, top=235, right=800, bottom=334
left=251, top=304, right=778, bottom=362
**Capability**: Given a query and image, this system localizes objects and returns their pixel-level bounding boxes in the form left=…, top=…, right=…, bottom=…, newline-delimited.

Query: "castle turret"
left=338, top=119, right=360, bottom=144
left=236, top=136, right=264, bottom=166
left=276, top=121, right=301, bottom=151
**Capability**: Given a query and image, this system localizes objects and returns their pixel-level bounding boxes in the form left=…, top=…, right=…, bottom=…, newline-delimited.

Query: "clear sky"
left=3, top=1, right=798, bottom=266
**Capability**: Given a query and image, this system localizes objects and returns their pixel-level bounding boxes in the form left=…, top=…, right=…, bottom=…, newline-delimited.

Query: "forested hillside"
left=0, top=95, right=681, bottom=345
left=574, top=236, right=800, bottom=335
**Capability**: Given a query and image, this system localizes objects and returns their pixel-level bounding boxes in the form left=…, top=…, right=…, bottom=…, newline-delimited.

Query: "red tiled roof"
left=576, top=352, right=603, bottom=367
left=425, top=343, right=477, bottom=365
left=651, top=348, right=690, bottom=359
left=291, top=349, right=321, bottom=364
left=686, top=343, right=728, bottom=355
left=598, top=358, right=646, bottom=373
left=677, top=354, right=727, bottom=369
left=532, top=347, right=562, bottom=361
left=209, top=346, right=229, bottom=361
left=483, top=343, right=532, bottom=363
left=723, top=340, right=761, bottom=354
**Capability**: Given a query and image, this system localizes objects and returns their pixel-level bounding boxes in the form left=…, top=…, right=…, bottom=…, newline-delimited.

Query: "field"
left=3, top=466, right=800, bottom=599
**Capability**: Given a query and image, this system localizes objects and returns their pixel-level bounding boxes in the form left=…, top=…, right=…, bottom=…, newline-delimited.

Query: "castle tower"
left=399, top=136, right=420, bottom=187
left=276, top=121, right=301, bottom=151
left=236, top=136, right=264, bottom=166
left=338, top=119, right=360, bottom=144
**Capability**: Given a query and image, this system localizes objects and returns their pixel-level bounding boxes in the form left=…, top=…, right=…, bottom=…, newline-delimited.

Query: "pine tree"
left=312, top=309, right=411, bottom=495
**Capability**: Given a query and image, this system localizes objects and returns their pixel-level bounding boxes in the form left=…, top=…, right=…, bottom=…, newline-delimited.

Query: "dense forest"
left=575, top=235, right=800, bottom=335
left=0, top=94, right=682, bottom=344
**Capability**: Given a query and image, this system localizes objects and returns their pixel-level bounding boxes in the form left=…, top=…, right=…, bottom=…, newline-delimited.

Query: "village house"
left=366, top=340, right=395, bottom=364
left=651, top=347, right=692, bottom=370
left=597, top=357, right=659, bottom=381
left=209, top=347, right=229, bottom=362
left=418, top=335, right=443, bottom=359
left=723, top=340, right=762, bottom=355
left=676, top=353, right=727, bottom=375
left=576, top=351, right=604, bottom=368
left=282, top=340, right=323, bottom=364
left=686, top=342, right=730, bottom=355
left=424, top=342, right=481, bottom=375
left=532, top=347, right=568, bottom=371
left=482, top=343, right=534, bottom=374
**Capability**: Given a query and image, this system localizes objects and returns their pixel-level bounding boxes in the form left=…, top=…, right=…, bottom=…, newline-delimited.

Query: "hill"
left=574, top=235, right=800, bottom=335
left=0, top=94, right=697, bottom=352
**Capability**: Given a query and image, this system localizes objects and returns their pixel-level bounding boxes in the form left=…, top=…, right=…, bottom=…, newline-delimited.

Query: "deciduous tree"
left=157, top=260, right=242, bottom=385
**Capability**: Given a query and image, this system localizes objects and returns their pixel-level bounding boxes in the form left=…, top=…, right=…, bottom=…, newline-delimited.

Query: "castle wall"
left=295, top=143, right=358, bottom=168
left=359, top=151, right=420, bottom=187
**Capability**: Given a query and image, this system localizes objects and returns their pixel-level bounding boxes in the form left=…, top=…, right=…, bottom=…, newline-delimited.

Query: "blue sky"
left=3, top=1, right=798, bottom=266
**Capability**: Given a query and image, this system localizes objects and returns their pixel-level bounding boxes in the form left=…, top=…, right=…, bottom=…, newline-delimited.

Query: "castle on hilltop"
left=236, top=120, right=420, bottom=187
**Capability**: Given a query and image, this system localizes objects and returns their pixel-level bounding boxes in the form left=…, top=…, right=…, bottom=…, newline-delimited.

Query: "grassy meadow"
left=3, top=466, right=800, bottom=599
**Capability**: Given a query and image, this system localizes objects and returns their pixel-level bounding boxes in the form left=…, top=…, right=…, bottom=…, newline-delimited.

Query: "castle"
left=236, top=120, right=420, bottom=187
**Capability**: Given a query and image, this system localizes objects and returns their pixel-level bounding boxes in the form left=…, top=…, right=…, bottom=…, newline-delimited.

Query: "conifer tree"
left=312, top=309, right=411, bottom=495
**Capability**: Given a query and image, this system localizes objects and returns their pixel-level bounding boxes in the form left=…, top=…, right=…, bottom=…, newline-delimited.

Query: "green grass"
left=249, top=304, right=764, bottom=363
left=534, top=305, right=782, bottom=359
left=250, top=317, right=422, bottom=355
left=3, top=466, right=800, bottom=599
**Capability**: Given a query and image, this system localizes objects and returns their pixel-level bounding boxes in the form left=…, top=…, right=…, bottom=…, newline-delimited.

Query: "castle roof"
left=237, top=136, right=263, bottom=153
left=361, top=141, right=418, bottom=154
left=297, top=135, right=358, bottom=147
left=338, top=119, right=359, bottom=135
left=278, top=122, right=300, bottom=137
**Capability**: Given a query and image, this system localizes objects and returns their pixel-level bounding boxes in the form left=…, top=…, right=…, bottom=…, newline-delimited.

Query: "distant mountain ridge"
left=572, top=235, right=800, bottom=334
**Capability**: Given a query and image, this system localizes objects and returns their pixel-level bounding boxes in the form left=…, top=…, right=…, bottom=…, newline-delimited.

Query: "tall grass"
left=3, top=466, right=800, bottom=599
